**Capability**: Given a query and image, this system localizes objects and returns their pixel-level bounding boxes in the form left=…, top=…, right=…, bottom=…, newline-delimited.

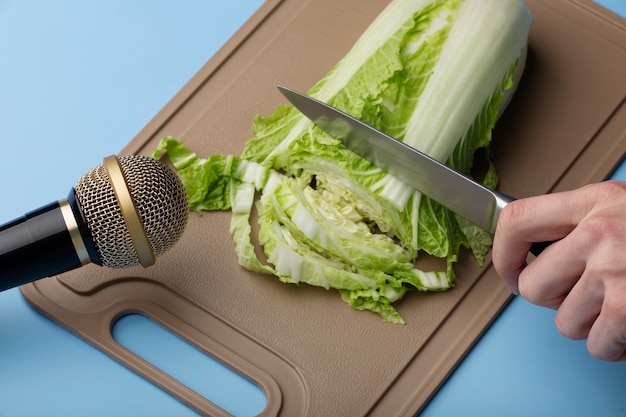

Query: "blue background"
left=1, top=2, right=626, bottom=416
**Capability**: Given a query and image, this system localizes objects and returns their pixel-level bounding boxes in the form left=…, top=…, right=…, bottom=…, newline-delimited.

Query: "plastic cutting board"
left=21, top=0, right=626, bottom=415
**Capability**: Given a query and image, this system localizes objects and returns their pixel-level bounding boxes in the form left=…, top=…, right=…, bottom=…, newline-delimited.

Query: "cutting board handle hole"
left=112, top=313, right=267, bottom=417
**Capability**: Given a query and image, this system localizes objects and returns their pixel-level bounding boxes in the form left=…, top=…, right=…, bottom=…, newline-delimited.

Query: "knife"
left=278, top=85, right=548, bottom=256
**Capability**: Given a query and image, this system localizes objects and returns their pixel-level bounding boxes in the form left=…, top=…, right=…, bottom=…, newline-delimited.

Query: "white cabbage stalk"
left=154, top=0, right=533, bottom=323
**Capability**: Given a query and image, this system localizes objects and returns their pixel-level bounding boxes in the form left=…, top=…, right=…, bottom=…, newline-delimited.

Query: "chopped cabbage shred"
left=153, top=0, right=533, bottom=323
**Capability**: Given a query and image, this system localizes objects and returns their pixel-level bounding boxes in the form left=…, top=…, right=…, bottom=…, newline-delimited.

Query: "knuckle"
left=586, top=343, right=608, bottom=361
left=586, top=297, right=626, bottom=361
left=554, top=312, right=585, bottom=340
left=578, top=213, right=616, bottom=240
left=586, top=262, right=621, bottom=288
left=574, top=212, right=624, bottom=249
left=587, top=335, right=626, bottom=362
left=603, top=295, right=626, bottom=324
left=591, top=180, right=626, bottom=200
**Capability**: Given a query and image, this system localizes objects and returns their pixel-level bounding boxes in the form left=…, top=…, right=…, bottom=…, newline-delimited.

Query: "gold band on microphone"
left=103, top=155, right=155, bottom=267
left=58, top=199, right=91, bottom=266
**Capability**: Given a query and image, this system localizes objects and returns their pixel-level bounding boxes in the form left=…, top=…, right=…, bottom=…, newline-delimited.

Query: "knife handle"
left=529, top=240, right=552, bottom=256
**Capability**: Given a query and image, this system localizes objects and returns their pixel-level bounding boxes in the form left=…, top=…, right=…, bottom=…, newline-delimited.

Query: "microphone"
left=0, top=155, right=189, bottom=292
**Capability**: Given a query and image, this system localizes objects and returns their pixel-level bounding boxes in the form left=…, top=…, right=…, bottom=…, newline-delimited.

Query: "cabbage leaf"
left=153, top=0, right=533, bottom=323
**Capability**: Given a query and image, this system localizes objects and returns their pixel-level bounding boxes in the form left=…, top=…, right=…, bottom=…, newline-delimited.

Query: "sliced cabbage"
left=153, top=0, right=533, bottom=323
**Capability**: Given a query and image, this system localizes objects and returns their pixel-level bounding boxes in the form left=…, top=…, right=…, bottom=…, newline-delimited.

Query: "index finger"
left=491, top=187, right=592, bottom=293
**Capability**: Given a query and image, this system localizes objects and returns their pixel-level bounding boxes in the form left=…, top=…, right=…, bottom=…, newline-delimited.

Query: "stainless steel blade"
left=278, top=85, right=513, bottom=234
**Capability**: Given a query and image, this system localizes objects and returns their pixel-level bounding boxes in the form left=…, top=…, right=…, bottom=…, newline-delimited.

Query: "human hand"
left=492, top=181, right=626, bottom=361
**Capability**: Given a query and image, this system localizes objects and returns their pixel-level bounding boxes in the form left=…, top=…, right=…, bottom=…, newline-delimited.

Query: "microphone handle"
left=0, top=189, right=101, bottom=292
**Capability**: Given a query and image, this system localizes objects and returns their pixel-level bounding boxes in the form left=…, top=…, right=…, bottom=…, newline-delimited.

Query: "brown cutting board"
left=21, top=0, right=626, bottom=415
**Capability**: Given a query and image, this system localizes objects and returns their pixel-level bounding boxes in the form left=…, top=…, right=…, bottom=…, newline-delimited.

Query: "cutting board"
left=21, top=0, right=626, bottom=415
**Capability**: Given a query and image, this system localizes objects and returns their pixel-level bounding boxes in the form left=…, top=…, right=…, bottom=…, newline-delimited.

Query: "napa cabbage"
left=153, top=0, right=533, bottom=323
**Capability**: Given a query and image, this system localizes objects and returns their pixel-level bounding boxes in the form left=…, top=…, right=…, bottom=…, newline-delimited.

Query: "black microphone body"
left=0, top=189, right=101, bottom=291
left=0, top=154, right=189, bottom=293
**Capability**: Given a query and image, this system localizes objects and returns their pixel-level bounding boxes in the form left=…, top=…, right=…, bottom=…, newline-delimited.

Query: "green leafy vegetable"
left=153, top=0, right=533, bottom=323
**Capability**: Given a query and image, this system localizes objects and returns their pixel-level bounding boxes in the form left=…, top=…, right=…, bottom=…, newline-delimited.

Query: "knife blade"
left=277, top=85, right=514, bottom=233
left=277, top=86, right=549, bottom=256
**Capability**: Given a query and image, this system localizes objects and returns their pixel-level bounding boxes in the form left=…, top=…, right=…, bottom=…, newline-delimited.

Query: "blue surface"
left=113, top=315, right=266, bottom=416
left=1, top=2, right=626, bottom=417
left=594, top=0, right=626, bottom=17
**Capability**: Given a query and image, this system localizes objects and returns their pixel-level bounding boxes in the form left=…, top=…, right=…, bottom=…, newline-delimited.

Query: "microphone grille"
left=74, top=155, right=188, bottom=268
